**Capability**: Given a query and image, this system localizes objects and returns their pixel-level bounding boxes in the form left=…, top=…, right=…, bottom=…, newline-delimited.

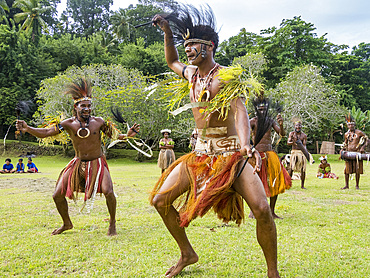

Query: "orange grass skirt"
left=250, top=151, right=291, bottom=197
left=150, top=152, right=245, bottom=227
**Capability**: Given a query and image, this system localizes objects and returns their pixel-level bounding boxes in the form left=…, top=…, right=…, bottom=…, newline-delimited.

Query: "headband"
left=184, top=38, right=214, bottom=48
left=74, top=97, right=92, bottom=104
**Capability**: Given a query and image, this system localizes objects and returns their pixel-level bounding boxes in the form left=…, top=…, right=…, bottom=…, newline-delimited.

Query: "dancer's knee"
left=103, top=189, right=115, bottom=198
left=52, top=191, right=64, bottom=202
left=252, top=201, right=272, bottom=222
left=152, top=194, right=168, bottom=213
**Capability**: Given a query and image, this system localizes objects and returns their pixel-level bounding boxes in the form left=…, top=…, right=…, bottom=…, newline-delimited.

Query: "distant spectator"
left=1, top=158, right=14, bottom=173
left=27, top=157, right=38, bottom=173
left=189, top=129, right=198, bottom=151
left=157, top=129, right=175, bottom=173
left=15, top=158, right=25, bottom=173
left=317, top=155, right=338, bottom=179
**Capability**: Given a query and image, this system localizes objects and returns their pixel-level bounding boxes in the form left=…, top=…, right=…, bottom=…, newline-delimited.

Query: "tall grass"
left=0, top=153, right=369, bottom=277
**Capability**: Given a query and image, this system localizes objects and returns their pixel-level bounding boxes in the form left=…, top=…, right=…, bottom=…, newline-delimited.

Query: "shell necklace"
left=193, top=63, right=219, bottom=102
left=76, top=116, right=91, bottom=139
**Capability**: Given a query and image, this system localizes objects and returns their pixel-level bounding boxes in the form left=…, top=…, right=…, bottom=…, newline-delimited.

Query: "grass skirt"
left=150, top=151, right=244, bottom=227
left=57, top=156, right=108, bottom=201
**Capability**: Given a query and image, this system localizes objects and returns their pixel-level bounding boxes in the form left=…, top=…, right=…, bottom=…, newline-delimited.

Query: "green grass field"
left=0, top=152, right=369, bottom=277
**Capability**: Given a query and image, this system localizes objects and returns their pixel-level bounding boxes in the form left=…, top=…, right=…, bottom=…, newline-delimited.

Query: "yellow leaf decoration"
left=159, top=67, right=263, bottom=120
left=37, top=113, right=70, bottom=146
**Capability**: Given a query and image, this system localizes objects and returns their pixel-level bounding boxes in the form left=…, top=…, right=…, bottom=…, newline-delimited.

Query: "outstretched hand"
left=16, top=120, right=28, bottom=134
left=127, top=123, right=140, bottom=138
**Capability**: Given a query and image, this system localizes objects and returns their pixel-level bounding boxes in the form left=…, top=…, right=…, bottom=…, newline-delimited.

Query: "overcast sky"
left=59, top=0, right=370, bottom=49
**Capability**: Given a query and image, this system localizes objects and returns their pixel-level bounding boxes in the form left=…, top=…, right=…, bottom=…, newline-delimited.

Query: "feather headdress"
left=165, top=3, right=219, bottom=56
left=345, top=112, right=355, bottom=124
left=65, top=77, right=92, bottom=104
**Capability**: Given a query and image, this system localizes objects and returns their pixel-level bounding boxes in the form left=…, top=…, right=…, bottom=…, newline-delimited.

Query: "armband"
left=57, top=123, right=64, bottom=133
left=182, top=66, right=188, bottom=79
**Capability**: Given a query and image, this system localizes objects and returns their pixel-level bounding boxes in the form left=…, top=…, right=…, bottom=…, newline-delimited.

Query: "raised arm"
left=287, top=132, right=295, bottom=146
left=272, top=113, right=285, bottom=137
left=152, top=15, right=193, bottom=79
left=16, top=120, right=60, bottom=138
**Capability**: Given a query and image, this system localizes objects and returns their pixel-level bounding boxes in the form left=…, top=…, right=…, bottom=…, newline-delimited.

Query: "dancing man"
left=16, top=78, right=139, bottom=236
left=341, top=114, right=368, bottom=189
left=287, top=121, right=309, bottom=189
left=150, top=4, right=280, bottom=278
left=249, top=97, right=291, bottom=219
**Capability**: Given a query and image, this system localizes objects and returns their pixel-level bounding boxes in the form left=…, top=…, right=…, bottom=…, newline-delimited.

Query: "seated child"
left=317, top=155, right=338, bottom=179
left=0, top=158, right=15, bottom=173
left=26, top=157, right=38, bottom=173
left=16, top=158, right=25, bottom=173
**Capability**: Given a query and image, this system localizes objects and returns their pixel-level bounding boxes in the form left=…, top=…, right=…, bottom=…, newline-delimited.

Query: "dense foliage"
left=0, top=0, right=369, bottom=148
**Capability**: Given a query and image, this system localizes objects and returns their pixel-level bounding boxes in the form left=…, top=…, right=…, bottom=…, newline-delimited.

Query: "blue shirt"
left=16, top=163, right=25, bottom=171
left=3, top=163, right=13, bottom=171
left=27, top=162, right=38, bottom=171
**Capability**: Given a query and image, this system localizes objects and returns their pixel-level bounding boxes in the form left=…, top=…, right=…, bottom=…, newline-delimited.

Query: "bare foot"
left=355, top=186, right=359, bottom=190
left=301, top=186, right=306, bottom=189
left=268, top=269, right=281, bottom=278
left=165, top=252, right=199, bottom=278
left=108, top=221, right=117, bottom=236
left=51, top=224, right=73, bottom=235
left=341, top=186, right=349, bottom=190
left=248, top=211, right=255, bottom=219
left=272, top=213, right=282, bottom=219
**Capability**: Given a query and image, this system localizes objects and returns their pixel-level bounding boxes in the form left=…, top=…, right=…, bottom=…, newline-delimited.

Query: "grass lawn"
left=0, top=152, right=369, bottom=277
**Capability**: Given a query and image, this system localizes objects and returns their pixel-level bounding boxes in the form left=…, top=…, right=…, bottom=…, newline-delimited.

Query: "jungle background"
left=1, top=0, right=370, bottom=155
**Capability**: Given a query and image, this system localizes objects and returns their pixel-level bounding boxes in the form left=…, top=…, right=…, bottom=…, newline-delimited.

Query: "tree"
left=232, top=52, right=267, bottom=80
left=124, top=2, right=164, bottom=46
left=64, top=0, right=112, bottom=37
left=34, top=64, right=192, bottom=154
left=0, top=0, right=9, bottom=21
left=13, top=0, right=52, bottom=41
left=270, top=64, right=345, bottom=142
left=216, top=28, right=261, bottom=66
left=117, top=38, right=167, bottom=76
left=328, top=44, right=370, bottom=110
left=0, top=24, right=57, bottom=128
left=39, top=0, right=60, bottom=34
left=110, top=8, right=134, bottom=42
left=259, top=16, right=345, bottom=88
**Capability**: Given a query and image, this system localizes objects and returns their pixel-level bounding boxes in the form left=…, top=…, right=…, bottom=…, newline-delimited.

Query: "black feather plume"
left=111, top=107, right=126, bottom=124
left=237, top=97, right=280, bottom=178
left=15, top=100, right=33, bottom=117
left=252, top=98, right=273, bottom=146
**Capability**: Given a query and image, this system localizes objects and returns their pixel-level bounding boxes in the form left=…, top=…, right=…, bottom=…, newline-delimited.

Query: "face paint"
left=76, top=101, right=91, bottom=121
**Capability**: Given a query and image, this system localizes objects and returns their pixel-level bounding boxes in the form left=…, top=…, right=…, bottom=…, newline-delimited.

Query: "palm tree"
left=110, top=8, right=134, bottom=42
left=13, top=0, right=52, bottom=41
left=0, top=0, right=9, bottom=22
